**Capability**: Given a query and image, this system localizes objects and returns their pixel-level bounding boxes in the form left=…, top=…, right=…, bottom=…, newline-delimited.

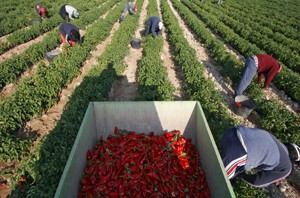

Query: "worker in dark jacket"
left=59, top=22, right=81, bottom=47
left=35, top=3, right=49, bottom=21
left=144, top=16, right=163, bottom=37
left=235, top=54, right=282, bottom=97
left=221, top=125, right=299, bottom=187
left=59, top=4, right=79, bottom=22
left=120, top=2, right=138, bottom=22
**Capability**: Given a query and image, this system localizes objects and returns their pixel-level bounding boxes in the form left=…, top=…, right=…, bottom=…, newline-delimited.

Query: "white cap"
left=158, top=22, right=163, bottom=30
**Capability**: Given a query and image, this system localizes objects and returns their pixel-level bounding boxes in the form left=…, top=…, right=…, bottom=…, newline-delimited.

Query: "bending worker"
left=120, top=2, right=138, bottom=22
left=59, top=22, right=81, bottom=47
left=144, top=16, right=163, bottom=37
left=234, top=54, right=282, bottom=97
left=221, top=125, right=299, bottom=187
left=59, top=4, right=79, bottom=22
left=35, top=3, right=49, bottom=21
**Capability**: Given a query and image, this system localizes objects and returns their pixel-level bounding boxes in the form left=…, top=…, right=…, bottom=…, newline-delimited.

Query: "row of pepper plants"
left=136, top=0, right=175, bottom=101
left=181, top=0, right=300, bottom=104
left=220, top=1, right=299, bottom=41
left=173, top=0, right=300, bottom=148
left=206, top=1, right=300, bottom=54
left=0, top=0, right=109, bottom=91
left=228, top=0, right=300, bottom=31
left=0, top=0, right=69, bottom=36
left=196, top=1, right=300, bottom=74
left=0, top=0, right=105, bottom=55
left=0, top=0, right=121, bottom=175
left=160, top=1, right=265, bottom=197
left=7, top=0, right=145, bottom=196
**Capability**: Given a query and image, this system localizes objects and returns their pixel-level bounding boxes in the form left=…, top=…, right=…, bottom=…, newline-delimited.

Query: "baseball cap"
left=73, top=10, right=79, bottom=18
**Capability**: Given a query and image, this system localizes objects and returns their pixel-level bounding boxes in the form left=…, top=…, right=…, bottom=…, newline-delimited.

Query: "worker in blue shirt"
left=221, top=125, right=299, bottom=187
left=144, top=16, right=163, bottom=37
left=59, top=22, right=81, bottom=47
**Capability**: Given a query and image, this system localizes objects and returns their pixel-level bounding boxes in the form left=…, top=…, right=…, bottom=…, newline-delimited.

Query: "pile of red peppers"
left=78, top=128, right=210, bottom=198
left=164, top=130, right=189, bottom=169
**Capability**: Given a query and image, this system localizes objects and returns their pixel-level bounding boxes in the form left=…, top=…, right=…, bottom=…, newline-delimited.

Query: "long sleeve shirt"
left=235, top=125, right=292, bottom=187
left=145, top=16, right=162, bottom=37
left=256, top=54, right=281, bottom=88
left=65, top=5, right=77, bottom=20
left=59, top=22, right=80, bottom=46
left=123, top=2, right=135, bottom=16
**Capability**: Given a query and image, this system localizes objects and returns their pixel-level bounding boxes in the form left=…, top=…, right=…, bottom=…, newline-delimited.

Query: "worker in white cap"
left=144, top=16, right=163, bottom=37
left=59, top=4, right=79, bottom=22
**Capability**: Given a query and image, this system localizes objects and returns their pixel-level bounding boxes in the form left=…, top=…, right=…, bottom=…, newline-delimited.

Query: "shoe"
left=284, top=143, right=300, bottom=163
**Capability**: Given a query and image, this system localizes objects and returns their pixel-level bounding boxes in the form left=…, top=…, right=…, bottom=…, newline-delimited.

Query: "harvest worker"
left=35, top=3, right=49, bottom=21
left=144, top=16, right=163, bottom=38
left=234, top=54, right=282, bottom=97
left=59, top=4, right=79, bottom=22
left=120, top=2, right=138, bottom=22
left=59, top=22, right=81, bottom=47
left=221, top=125, right=300, bottom=188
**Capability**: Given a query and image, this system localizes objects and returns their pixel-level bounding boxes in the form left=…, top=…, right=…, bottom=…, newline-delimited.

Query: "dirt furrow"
left=157, top=0, right=185, bottom=101
left=0, top=32, right=49, bottom=64
left=166, top=0, right=256, bottom=128
left=108, top=0, right=147, bottom=101
left=24, top=16, right=121, bottom=147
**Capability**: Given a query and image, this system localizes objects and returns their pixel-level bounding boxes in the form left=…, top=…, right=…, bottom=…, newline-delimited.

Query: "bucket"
left=130, top=38, right=141, bottom=49
left=119, top=16, right=125, bottom=23
left=44, top=49, right=62, bottom=62
left=30, top=19, right=41, bottom=26
left=234, top=95, right=256, bottom=117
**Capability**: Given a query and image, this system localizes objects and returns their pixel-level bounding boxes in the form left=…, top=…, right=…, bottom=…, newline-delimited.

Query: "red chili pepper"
left=114, top=127, right=119, bottom=134
left=99, top=166, right=112, bottom=185
left=107, top=192, right=119, bottom=198
left=107, top=179, right=121, bottom=187
left=80, top=130, right=210, bottom=197
left=118, top=184, right=125, bottom=196
left=236, top=102, right=242, bottom=107
left=141, top=185, right=152, bottom=193
left=147, top=172, right=160, bottom=180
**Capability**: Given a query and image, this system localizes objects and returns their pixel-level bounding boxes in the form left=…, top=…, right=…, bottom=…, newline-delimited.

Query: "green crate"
left=55, top=101, right=235, bottom=198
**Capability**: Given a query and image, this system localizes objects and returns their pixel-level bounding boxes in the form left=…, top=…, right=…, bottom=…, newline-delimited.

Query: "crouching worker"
left=35, top=3, right=49, bottom=21
left=221, top=125, right=299, bottom=188
left=120, top=2, right=138, bottom=22
left=59, top=22, right=81, bottom=48
left=144, top=16, right=163, bottom=37
left=59, top=4, right=79, bottom=22
left=234, top=54, right=282, bottom=98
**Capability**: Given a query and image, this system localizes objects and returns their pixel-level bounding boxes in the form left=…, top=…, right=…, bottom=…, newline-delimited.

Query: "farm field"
left=0, top=0, right=299, bottom=197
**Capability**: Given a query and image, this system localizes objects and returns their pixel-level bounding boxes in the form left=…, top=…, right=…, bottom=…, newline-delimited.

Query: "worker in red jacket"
left=59, top=22, right=81, bottom=47
left=35, top=3, right=49, bottom=21
left=234, top=54, right=282, bottom=97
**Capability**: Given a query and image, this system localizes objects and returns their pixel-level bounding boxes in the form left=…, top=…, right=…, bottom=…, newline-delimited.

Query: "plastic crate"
left=55, top=101, right=235, bottom=198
